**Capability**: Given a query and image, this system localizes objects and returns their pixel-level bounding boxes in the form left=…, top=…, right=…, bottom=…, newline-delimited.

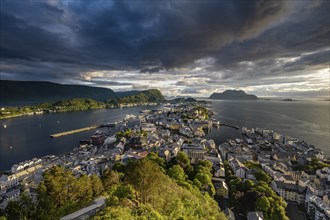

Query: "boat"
left=211, top=119, right=220, bottom=127
left=140, top=109, right=151, bottom=113
left=124, top=114, right=137, bottom=121
left=94, top=130, right=103, bottom=135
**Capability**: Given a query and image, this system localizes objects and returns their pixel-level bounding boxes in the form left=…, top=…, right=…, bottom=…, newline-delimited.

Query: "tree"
left=196, top=160, right=213, bottom=171
left=147, top=152, right=165, bottom=168
left=4, top=201, right=21, bottom=220
left=255, top=170, right=271, bottom=183
left=90, top=174, right=104, bottom=196
left=36, top=166, right=94, bottom=219
left=113, top=184, right=135, bottom=200
left=94, top=207, right=133, bottom=220
left=76, top=174, right=93, bottom=204
left=167, top=165, right=186, bottom=181
left=255, top=196, right=270, bottom=212
left=101, top=169, right=121, bottom=190
left=194, top=173, right=215, bottom=197
left=126, top=158, right=166, bottom=204
left=112, top=162, right=126, bottom=173
left=19, top=191, right=36, bottom=219
left=176, top=151, right=190, bottom=168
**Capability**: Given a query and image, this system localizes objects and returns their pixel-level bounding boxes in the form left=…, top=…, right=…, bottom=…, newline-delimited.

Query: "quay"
left=50, top=125, right=99, bottom=138
left=220, top=123, right=239, bottom=130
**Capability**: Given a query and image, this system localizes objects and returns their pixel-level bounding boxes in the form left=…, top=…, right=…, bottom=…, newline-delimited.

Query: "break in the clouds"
left=0, top=0, right=329, bottom=97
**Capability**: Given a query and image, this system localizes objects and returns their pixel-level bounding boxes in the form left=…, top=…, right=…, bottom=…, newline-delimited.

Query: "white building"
left=305, top=195, right=330, bottom=220
left=11, top=158, right=42, bottom=173
left=181, top=144, right=206, bottom=160
left=271, top=181, right=305, bottom=204
left=228, top=157, right=248, bottom=179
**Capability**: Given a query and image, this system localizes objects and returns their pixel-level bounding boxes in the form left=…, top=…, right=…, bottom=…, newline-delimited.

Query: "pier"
left=50, top=125, right=99, bottom=138
left=220, top=123, right=239, bottom=130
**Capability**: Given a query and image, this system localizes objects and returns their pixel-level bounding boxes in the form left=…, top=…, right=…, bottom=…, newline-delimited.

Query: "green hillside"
left=2, top=153, right=227, bottom=220
left=117, top=89, right=165, bottom=104
left=0, top=80, right=117, bottom=105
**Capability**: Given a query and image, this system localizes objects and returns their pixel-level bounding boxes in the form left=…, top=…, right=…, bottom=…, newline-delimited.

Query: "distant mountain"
left=0, top=80, right=117, bottom=105
left=118, top=89, right=165, bottom=103
left=282, top=98, right=295, bottom=101
left=169, top=97, right=197, bottom=103
left=209, top=90, right=258, bottom=100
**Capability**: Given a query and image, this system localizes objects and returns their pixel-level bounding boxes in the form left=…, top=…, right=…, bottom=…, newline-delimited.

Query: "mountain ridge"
left=0, top=80, right=118, bottom=105
left=209, top=90, right=258, bottom=100
left=0, top=80, right=166, bottom=106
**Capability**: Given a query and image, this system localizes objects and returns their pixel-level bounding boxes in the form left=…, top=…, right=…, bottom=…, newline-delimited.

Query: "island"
left=209, top=90, right=259, bottom=100
left=282, top=98, right=295, bottom=101
left=169, top=97, right=197, bottom=103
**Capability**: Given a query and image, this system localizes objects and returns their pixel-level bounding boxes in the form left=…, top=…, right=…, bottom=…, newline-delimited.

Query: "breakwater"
left=220, top=123, right=239, bottom=129
left=50, top=125, right=99, bottom=138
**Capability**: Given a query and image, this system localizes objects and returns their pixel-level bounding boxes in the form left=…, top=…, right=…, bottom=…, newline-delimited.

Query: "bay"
left=0, top=106, right=158, bottom=171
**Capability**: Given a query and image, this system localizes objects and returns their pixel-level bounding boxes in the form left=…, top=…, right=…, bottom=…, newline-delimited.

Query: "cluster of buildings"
left=0, top=102, right=226, bottom=212
left=220, top=127, right=330, bottom=220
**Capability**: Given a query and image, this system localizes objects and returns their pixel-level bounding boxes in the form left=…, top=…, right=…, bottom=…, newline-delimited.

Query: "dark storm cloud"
left=210, top=0, right=329, bottom=70
left=0, top=0, right=329, bottom=96
left=1, top=0, right=287, bottom=71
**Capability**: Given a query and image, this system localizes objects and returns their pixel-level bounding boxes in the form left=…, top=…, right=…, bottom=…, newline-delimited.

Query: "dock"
left=50, top=125, right=99, bottom=138
left=220, top=123, right=240, bottom=130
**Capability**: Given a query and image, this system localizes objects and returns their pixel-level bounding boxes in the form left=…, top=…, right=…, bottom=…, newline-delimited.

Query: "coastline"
left=0, top=102, right=159, bottom=120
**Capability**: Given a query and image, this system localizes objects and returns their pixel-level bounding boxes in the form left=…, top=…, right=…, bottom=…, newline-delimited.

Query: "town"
left=1, top=101, right=329, bottom=220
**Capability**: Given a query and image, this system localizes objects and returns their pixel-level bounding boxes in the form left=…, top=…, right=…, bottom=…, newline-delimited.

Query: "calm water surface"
left=206, top=100, right=329, bottom=157
left=0, top=100, right=329, bottom=171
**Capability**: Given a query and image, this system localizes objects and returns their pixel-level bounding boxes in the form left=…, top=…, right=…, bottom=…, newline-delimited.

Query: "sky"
left=0, top=0, right=329, bottom=97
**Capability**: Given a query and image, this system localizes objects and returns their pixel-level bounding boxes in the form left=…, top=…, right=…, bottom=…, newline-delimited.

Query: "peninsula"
left=209, top=90, right=259, bottom=100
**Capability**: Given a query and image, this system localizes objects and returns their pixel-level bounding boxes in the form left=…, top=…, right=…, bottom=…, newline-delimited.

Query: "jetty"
left=50, top=125, right=99, bottom=138
left=220, top=123, right=239, bottom=130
